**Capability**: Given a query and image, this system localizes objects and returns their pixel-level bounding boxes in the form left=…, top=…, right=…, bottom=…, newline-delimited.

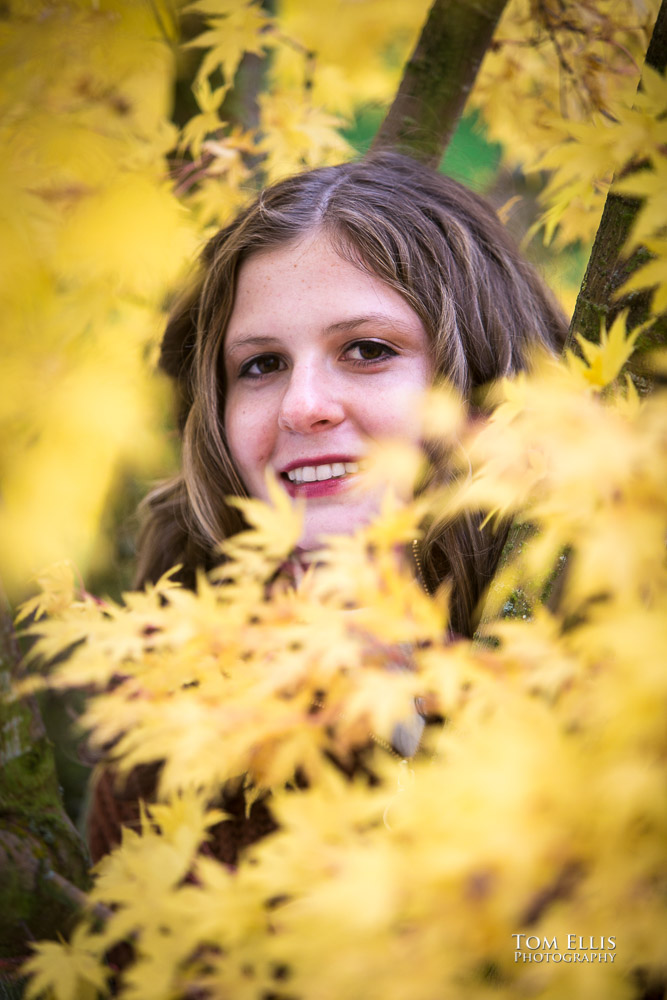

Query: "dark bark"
left=567, top=0, right=667, bottom=364
left=372, top=0, right=509, bottom=166
left=0, top=586, right=90, bottom=962
left=477, top=2, right=666, bottom=630
left=221, top=0, right=276, bottom=137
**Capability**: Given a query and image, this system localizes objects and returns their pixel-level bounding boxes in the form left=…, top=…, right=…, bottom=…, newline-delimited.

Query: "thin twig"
left=44, top=870, right=113, bottom=923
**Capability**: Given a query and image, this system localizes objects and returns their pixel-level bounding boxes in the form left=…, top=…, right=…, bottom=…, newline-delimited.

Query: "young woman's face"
left=223, top=233, right=432, bottom=549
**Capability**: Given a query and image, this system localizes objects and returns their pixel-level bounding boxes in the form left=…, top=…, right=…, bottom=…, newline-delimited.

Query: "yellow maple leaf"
left=186, top=1, right=272, bottom=87
left=621, top=241, right=667, bottom=313
left=226, top=470, right=303, bottom=562
left=23, top=924, right=107, bottom=1000
left=633, top=63, right=667, bottom=119
left=15, top=560, right=79, bottom=624
left=567, top=312, right=641, bottom=388
left=614, top=153, right=667, bottom=248
left=420, top=384, right=465, bottom=442
left=258, top=89, right=352, bottom=181
left=179, top=77, right=228, bottom=158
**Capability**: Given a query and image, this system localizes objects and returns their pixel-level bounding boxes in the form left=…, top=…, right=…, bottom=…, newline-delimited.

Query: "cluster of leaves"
left=532, top=64, right=667, bottom=255
left=5, top=5, right=667, bottom=994
left=174, top=0, right=431, bottom=225
left=470, top=0, right=661, bottom=247
left=0, top=0, right=432, bottom=597
left=18, top=322, right=667, bottom=999
left=0, top=1, right=194, bottom=593
left=4, top=0, right=665, bottom=597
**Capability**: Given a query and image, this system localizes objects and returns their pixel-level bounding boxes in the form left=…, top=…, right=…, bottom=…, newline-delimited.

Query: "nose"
left=277, top=361, right=345, bottom=433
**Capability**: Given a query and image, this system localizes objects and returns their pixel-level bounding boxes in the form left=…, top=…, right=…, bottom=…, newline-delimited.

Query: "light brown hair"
left=136, top=151, right=567, bottom=635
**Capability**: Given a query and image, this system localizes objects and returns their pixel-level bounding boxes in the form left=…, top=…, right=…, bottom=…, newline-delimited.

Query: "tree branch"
left=567, top=0, right=667, bottom=359
left=0, top=582, right=91, bottom=958
left=478, top=1, right=666, bottom=632
left=372, top=0, right=509, bottom=166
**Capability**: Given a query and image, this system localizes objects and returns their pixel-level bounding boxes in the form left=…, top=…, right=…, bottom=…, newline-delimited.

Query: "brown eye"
left=347, top=340, right=397, bottom=363
left=255, top=355, right=281, bottom=373
left=240, top=354, right=283, bottom=377
left=359, top=342, right=384, bottom=359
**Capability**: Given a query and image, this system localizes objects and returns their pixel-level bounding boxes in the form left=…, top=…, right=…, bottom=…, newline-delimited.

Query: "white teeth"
left=285, top=461, right=360, bottom=484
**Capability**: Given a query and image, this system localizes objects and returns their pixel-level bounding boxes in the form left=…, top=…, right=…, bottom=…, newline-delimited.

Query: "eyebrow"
left=325, top=314, right=417, bottom=335
left=224, top=335, right=280, bottom=357
left=224, top=314, right=418, bottom=355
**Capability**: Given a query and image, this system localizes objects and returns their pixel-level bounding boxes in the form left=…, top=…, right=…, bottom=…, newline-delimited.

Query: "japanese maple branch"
left=567, top=0, right=667, bottom=354
left=371, top=0, right=508, bottom=166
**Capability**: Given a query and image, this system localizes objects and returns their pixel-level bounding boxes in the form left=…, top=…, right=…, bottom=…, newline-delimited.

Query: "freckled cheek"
left=225, top=400, right=276, bottom=484
left=358, top=388, right=425, bottom=442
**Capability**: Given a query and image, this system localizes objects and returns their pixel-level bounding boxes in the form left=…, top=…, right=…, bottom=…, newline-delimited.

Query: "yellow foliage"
left=227, top=471, right=304, bottom=563
left=5, top=3, right=667, bottom=997
left=565, top=311, right=642, bottom=389
left=257, top=89, right=353, bottom=181
left=0, top=2, right=193, bottom=595
left=174, top=0, right=435, bottom=211
left=6, top=0, right=665, bottom=601
left=1, top=0, right=435, bottom=597
left=529, top=63, right=667, bottom=248
left=471, top=0, right=660, bottom=247
left=622, top=239, right=667, bottom=314
left=272, top=0, right=431, bottom=114
left=23, top=924, right=108, bottom=1000
left=185, top=0, right=273, bottom=87
left=17, top=325, right=667, bottom=999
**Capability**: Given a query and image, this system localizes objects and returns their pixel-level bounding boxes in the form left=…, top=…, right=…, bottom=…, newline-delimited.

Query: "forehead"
left=225, top=232, right=423, bottom=341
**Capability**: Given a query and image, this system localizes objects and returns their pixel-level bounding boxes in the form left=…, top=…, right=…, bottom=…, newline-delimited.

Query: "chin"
left=299, top=498, right=382, bottom=550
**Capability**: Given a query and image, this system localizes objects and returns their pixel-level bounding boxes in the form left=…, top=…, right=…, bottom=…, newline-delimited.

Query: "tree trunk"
left=372, top=0, right=508, bottom=166
left=567, top=0, right=667, bottom=365
left=0, top=586, right=90, bottom=968
left=477, top=1, right=666, bottom=630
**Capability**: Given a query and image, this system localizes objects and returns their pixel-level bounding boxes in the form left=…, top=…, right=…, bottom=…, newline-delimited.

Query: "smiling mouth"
left=283, top=461, right=360, bottom=485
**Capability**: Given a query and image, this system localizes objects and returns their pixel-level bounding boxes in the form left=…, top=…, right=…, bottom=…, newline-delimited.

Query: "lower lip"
left=282, top=474, right=355, bottom=499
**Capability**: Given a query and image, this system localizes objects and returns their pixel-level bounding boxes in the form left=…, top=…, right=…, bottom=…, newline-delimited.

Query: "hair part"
left=135, top=151, right=568, bottom=634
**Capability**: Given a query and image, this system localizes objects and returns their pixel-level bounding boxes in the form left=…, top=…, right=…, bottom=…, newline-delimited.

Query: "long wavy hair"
left=136, top=151, right=567, bottom=635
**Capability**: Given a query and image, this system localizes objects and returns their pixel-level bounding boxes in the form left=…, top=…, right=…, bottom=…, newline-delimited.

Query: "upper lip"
left=278, top=454, right=362, bottom=475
